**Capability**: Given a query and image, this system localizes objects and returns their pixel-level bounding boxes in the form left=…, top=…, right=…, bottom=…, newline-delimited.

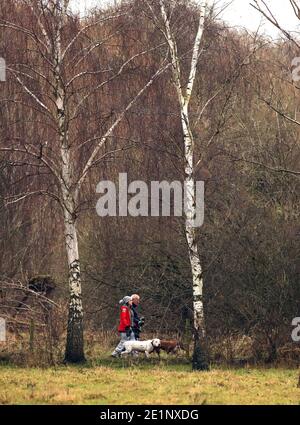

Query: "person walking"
left=131, top=293, right=144, bottom=340
left=111, top=296, right=135, bottom=357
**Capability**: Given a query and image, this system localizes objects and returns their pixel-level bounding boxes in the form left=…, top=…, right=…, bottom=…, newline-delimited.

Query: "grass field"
left=0, top=356, right=299, bottom=405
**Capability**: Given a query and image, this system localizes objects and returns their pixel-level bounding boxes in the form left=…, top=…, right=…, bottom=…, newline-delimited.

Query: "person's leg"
left=111, top=332, right=127, bottom=356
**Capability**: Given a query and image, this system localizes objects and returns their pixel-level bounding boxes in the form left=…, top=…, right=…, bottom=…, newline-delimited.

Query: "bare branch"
left=75, top=59, right=171, bottom=195
left=61, top=13, right=127, bottom=61
left=70, top=42, right=166, bottom=120
left=185, top=1, right=211, bottom=105
left=0, top=20, right=49, bottom=52
left=23, top=0, right=52, bottom=52
left=0, top=146, right=60, bottom=181
left=250, top=0, right=300, bottom=49
left=4, top=190, right=62, bottom=206
left=258, top=95, right=300, bottom=127
left=10, top=71, right=51, bottom=114
left=159, top=0, right=184, bottom=106
left=66, top=68, right=112, bottom=88
left=224, top=151, right=300, bottom=176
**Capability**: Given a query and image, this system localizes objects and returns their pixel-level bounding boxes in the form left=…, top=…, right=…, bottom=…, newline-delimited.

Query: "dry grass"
left=1, top=332, right=300, bottom=405
left=0, top=356, right=299, bottom=405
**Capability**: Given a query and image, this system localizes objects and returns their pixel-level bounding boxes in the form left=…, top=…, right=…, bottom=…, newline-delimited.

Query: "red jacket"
left=118, top=305, right=132, bottom=332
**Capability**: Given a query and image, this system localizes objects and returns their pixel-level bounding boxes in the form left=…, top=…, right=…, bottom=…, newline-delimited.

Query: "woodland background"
left=0, top=0, right=299, bottom=366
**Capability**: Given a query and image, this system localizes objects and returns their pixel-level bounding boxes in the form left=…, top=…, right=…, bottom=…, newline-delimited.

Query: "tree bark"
left=58, top=83, right=85, bottom=362
left=159, top=0, right=211, bottom=370
left=182, top=107, right=209, bottom=370
left=53, top=1, right=85, bottom=362
left=63, top=208, right=85, bottom=363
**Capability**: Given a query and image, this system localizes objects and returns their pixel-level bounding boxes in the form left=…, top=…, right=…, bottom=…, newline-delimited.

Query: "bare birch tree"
left=155, top=0, right=213, bottom=370
left=0, top=0, right=169, bottom=362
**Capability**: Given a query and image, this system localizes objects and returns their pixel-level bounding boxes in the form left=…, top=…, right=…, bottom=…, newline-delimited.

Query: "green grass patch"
left=0, top=354, right=299, bottom=405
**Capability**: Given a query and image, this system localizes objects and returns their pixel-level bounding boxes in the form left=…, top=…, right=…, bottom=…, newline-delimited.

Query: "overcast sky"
left=70, top=0, right=300, bottom=39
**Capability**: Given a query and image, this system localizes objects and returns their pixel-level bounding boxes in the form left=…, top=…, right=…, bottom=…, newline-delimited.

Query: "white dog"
left=121, top=338, right=161, bottom=358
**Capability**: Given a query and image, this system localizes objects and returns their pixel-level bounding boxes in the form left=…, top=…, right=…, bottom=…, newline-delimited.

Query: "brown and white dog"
left=154, top=339, right=185, bottom=357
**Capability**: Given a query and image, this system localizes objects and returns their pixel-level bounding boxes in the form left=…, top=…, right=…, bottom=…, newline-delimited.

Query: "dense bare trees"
left=249, top=0, right=300, bottom=177
left=0, top=0, right=299, bottom=368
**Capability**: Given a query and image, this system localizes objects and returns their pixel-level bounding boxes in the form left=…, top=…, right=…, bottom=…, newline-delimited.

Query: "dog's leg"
left=145, top=351, right=150, bottom=358
left=121, top=348, right=131, bottom=356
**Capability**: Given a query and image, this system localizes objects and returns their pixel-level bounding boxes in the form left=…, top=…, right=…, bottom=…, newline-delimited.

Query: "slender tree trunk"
left=159, top=0, right=211, bottom=370
left=59, top=93, right=85, bottom=362
left=63, top=207, right=85, bottom=362
left=182, top=107, right=209, bottom=370
left=53, top=2, right=85, bottom=362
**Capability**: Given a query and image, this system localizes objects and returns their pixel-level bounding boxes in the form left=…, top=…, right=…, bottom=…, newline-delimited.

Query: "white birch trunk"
left=54, top=1, right=84, bottom=362
left=61, top=148, right=84, bottom=361
left=182, top=106, right=205, bottom=339
left=159, top=0, right=211, bottom=368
